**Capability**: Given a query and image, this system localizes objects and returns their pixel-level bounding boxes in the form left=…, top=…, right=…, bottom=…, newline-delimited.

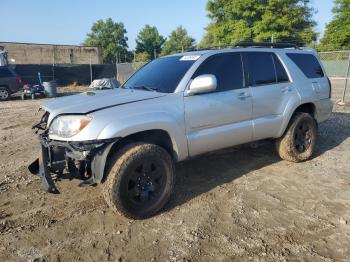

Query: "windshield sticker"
left=180, top=55, right=201, bottom=61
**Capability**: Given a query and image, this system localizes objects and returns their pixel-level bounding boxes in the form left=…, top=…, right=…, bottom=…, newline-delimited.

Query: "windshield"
left=123, top=56, right=197, bottom=93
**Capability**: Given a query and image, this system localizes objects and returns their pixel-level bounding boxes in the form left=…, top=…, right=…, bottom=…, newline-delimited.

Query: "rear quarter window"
left=287, top=53, right=324, bottom=79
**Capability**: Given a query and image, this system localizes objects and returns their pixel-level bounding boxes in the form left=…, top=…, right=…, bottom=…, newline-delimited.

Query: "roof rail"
left=232, top=42, right=300, bottom=49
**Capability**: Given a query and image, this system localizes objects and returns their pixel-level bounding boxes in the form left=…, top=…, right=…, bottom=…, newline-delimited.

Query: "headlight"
left=49, top=115, right=92, bottom=138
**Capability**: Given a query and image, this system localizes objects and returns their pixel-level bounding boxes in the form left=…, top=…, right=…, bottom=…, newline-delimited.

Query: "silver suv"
left=29, top=42, right=333, bottom=219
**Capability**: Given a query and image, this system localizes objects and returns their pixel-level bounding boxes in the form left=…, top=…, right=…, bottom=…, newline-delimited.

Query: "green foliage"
left=135, top=51, right=151, bottom=62
left=201, top=0, right=317, bottom=47
left=319, top=0, right=350, bottom=51
left=161, top=26, right=196, bottom=56
left=136, top=25, right=166, bottom=59
left=84, top=18, right=128, bottom=64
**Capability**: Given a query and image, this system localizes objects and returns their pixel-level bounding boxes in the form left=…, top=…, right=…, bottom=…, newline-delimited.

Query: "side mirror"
left=187, top=74, right=217, bottom=95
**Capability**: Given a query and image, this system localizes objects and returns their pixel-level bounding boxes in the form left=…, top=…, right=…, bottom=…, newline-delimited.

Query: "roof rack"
left=232, top=42, right=300, bottom=49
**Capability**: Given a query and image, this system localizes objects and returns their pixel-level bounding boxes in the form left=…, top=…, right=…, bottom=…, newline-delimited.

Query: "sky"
left=0, top=0, right=334, bottom=49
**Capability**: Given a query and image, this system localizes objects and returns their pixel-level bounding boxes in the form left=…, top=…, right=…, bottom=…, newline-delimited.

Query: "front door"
left=184, top=52, right=253, bottom=157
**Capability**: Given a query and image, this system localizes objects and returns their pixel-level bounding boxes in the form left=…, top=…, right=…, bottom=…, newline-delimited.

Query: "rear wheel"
left=103, top=142, right=175, bottom=219
left=0, top=87, right=9, bottom=101
left=276, top=112, right=317, bottom=162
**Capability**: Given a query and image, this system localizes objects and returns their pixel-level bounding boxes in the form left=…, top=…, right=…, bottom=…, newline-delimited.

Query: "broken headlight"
left=49, top=115, right=92, bottom=138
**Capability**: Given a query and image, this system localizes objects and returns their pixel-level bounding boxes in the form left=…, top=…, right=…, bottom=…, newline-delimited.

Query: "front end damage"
left=28, top=112, right=117, bottom=194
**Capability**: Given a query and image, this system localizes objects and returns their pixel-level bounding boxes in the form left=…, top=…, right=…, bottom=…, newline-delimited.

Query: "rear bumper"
left=28, top=134, right=118, bottom=193
left=8, top=83, right=21, bottom=94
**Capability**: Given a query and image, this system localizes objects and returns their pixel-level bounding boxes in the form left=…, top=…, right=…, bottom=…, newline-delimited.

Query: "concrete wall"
left=0, top=42, right=103, bottom=65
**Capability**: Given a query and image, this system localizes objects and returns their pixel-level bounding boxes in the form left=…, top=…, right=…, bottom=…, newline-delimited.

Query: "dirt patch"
left=0, top=82, right=350, bottom=261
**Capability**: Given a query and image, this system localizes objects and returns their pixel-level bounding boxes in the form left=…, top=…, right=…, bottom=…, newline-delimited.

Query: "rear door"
left=242, top=52, right=296, bottom=140
left=184, top=52, right=253, bottom=156
left=286, top=53, right=329, bottom=100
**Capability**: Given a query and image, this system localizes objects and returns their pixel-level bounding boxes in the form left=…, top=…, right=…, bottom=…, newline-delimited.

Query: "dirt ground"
left=0, top=80, right=349, bottom=261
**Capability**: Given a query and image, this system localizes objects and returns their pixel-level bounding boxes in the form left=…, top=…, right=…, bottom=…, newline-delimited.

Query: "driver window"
left=192, top=53, right=244, bottom=92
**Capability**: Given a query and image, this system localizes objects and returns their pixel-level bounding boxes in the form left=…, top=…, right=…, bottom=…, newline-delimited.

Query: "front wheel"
left=103, top=143, right=175, bottom=219
left=276, top=112, right=317, bottom=162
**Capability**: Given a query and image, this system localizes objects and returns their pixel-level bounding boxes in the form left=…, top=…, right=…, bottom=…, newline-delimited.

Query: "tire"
left=0, top=87, right=9, bottom=101
left=103, top=142, right=175, bottom=219
left=276, top=112, right=317, bottom=162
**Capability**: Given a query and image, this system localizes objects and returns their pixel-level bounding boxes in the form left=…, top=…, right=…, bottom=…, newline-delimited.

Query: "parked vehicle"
left=0, top=66, right=22, bottom=101
left=21, top=72, right=46, bottom=100
left=29, top=42, right=333, bottom=219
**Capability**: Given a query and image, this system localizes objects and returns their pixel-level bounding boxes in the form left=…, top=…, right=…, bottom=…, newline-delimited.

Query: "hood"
left=42, top=88, right=167, bottom=119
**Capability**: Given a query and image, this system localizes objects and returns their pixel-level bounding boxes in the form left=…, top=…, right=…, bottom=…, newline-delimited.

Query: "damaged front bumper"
left=28, top=133, right=118, bottom=194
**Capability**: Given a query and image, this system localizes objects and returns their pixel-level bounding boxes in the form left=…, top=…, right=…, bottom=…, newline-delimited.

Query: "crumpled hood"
left=42, top=88, right=167, bottom=120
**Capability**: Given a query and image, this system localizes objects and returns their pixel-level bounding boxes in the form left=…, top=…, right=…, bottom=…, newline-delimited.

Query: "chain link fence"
left=319, top=51, right=350, bottom=78
left=319, top=51, right=350, bottom=104
left=116, top=62, right=146, bottom=84
left=116, top=51, right=350, bottom=104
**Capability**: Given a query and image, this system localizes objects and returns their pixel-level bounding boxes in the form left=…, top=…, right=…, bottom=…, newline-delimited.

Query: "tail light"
left=16, top=75, right=22, bottom=84
left=327, top=77, right=332, bottom=98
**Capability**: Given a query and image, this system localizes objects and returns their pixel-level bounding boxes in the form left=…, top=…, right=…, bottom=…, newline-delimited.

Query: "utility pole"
left=154, top=49, right=157, bottom=60
left=271, top=34, right=274, bottom=43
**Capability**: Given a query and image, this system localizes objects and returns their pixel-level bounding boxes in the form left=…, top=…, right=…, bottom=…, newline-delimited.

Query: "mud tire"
left=276, top=112, right=317, bottom=162
left=103, top=142, right=175, bottom=219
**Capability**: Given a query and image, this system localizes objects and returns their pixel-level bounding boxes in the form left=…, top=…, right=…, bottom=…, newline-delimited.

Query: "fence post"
left=89, top=52, right=93, bottom=84
left=339, top=52, right=350, bottom=105
left=52, top=45, right=55, bottom=81
left=116, top=53, right=119, bottom=81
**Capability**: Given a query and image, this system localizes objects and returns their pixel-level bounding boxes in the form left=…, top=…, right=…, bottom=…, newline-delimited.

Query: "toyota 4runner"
left=29, top=42, right=333, bottom=219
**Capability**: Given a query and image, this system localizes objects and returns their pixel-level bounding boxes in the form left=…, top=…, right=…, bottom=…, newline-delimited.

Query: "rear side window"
left=243, top=52, right=276, bottom=86
left=287, top=53, right=324, bottom=78
left=193, top=53, right=244, bottom=92
left=273, top=55, right=289, bottom=82
left=0, top=68, right=13, bottom=77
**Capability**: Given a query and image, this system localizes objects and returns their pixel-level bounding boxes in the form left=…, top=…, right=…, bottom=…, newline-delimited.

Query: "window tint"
left=0, top=68, right=13, bottom=77
left=287, top=53, right=324, bottom=78
left=243, top=52, right=276, bottom=86
left=193, top=53, right=244, bottom=92
left=273, top=54, right=289, bottom=82
left=124, top=56, right=195, bottom=93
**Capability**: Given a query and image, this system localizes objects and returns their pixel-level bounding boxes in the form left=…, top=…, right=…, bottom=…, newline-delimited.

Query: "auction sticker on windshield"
left=180, top=55, right=201, bottom=61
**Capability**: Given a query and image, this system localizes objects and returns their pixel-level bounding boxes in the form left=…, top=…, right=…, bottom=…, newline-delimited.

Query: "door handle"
left=238, top=92, right=251, bottom=99
left=281, top=87, right=291, bottom=93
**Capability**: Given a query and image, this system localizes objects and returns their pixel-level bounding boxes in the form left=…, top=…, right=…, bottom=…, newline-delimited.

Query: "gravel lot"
left=0, top=80, right=349, bottom=261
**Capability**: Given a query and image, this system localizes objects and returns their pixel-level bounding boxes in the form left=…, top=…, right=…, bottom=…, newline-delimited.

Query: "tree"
left=319, top=0, right=350, bottom=51
left=161, top=26, right=196, bottom=56
left=136, top=25, right=166, bottom=59
left=135, top=51, right=150, bottom=62
left=201, top=0, right=317, bottom=47
left=84, top=18, right=128, bottom=64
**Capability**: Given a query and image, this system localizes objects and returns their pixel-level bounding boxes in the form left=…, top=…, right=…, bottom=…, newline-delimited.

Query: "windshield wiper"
left=133, top=86, right=158, bottom=92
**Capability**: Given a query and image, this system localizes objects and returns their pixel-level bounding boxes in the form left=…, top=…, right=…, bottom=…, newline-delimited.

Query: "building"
left=0, top=42, right=103, bottom=65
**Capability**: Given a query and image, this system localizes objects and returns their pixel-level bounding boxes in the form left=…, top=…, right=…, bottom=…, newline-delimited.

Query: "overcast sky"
left=0, top=0, right=334, bottom=49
